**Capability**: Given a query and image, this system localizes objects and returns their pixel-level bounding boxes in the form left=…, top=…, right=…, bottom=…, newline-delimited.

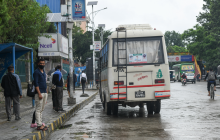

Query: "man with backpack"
left=205, top=68, right=217, bottom=96
left=1, top=66, right=22, bottom=121
left=80, top=71, right=87, bottom=94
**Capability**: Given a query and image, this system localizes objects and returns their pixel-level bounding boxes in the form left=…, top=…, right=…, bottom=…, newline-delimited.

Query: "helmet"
left=183, top=72, right=185, bottom=74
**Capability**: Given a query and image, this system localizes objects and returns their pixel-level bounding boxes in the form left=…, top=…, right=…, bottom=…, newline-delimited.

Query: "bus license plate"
left=135, top=91, right=145, bottom=98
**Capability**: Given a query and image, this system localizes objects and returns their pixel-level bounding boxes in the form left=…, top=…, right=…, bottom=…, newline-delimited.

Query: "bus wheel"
left=154, top=100, right=161, bottom=114
left=112, top=102, right=118, bottom=115
left=147, top=101, right=154, bottom=114
left=106, top=102, right=112, bottom=115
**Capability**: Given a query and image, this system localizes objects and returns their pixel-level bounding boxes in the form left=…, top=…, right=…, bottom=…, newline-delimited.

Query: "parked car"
left=186, top=73, right=196, bottom=84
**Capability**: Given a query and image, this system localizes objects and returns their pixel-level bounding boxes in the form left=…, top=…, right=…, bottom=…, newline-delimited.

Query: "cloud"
left=86, top=0, right=204, bottom=33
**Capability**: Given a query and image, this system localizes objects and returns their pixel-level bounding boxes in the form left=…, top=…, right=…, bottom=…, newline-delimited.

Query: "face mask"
left=38, top=65, right=44, bottom=69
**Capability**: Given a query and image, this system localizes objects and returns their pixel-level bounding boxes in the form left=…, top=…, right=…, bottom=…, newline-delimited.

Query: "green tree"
left=0, top=0, right=10, bottom=42
left=73, top=25, right=112, bottom=64
left=182, top=0, right=220, bottom=69
left=167, top=45, right=188, bottom=53
left=164, top=31, right=185, bottom=47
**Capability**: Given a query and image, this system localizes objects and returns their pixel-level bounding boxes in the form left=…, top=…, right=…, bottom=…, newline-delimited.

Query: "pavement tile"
left=0, top=89, right=97, bottom=140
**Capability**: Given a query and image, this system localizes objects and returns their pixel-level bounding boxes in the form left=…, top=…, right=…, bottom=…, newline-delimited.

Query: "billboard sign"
left=72, top=0, right=86, bottom=21
left=38, top=34, right=58, bottom=52
left=38, top=33, right=68, bottom=58
left=168, top=55, right=181, bottom=62
left=181, top=55, right=193, bottom=62
left=94, top=41, right=101, bottom=52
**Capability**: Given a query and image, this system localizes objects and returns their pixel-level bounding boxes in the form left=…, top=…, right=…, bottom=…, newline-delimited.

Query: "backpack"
left=27, top=81, right=35, bottom=97
left=208, top=71, right=215, bottom=81
left=81, top=77, right=86, bottom=83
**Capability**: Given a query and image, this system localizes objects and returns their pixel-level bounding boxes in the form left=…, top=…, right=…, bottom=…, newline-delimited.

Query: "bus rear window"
left=113, top=38, right=164, bottom=65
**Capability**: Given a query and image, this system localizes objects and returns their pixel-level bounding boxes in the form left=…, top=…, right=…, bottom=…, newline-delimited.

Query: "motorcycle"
left=182, top=78, right=187, bottom=85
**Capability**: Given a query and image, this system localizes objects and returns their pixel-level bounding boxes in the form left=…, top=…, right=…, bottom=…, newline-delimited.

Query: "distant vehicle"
left=182, top=78, right=187, bottom=85
left=169, top=70, right=176, bottom=82
left=186, top=73, right=196, bottom=84
left=99, top=24, right=170, bottom=115
left=172, top=63, right=195, bottom=82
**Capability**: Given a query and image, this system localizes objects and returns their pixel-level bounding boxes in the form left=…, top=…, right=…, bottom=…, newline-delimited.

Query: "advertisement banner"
left=129, top=53, right=147, bottom=64
left=38, top=34, right=58, bottom=52
left=72, top=0, right=86, bottom=21
left=94, top=41, right=101, bottom=52
left=181, top=55, right=193, bottom=62
left=168, top=55, right=181, bottom=62
left=181, top=65, right=194, bottom=71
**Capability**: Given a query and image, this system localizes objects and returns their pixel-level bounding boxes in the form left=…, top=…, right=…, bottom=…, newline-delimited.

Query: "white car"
left=186, top=73, right=196, bottom=84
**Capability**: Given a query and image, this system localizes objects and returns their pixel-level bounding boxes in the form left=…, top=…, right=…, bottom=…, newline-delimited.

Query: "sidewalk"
left=0, top=89, right=98, bottom=140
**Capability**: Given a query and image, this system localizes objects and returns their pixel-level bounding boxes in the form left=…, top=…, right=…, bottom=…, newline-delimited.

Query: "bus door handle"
left=154, top=64, right=160, bottom=66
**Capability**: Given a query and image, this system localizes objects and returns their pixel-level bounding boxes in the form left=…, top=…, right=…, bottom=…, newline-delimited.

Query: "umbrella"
left=47, top=68, right=67, bottom=75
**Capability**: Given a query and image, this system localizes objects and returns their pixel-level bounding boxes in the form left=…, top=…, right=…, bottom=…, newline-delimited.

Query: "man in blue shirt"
left=52, top=65, right=64, bottom=112
left=1, top=66, right=22, bottom=121
left=33, top=59, right=48, bottom=131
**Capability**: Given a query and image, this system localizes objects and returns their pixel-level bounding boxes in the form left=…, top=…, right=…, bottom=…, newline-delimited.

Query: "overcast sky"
left=86, top=0, right=205, bottom=34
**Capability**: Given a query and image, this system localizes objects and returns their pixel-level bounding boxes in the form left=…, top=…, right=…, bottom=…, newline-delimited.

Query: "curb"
left=21, top=91, right=98, bottom=140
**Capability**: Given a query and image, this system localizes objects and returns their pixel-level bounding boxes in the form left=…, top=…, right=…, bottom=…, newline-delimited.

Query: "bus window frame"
left=112, top=36, right=165, bottom=67
left=100, top=40, right=109, bottom=71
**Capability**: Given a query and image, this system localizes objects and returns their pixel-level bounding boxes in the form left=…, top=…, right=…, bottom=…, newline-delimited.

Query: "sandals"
left=37, top=126, right=48, bottom=131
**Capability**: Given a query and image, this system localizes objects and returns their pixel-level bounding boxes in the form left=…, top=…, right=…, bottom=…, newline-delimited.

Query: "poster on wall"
left=129, top=53, right=147, bottom=64
left=72, top=0, right=86, bottom=21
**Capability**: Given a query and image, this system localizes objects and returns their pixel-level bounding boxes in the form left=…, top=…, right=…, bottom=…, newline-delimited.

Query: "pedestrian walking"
left=34, top=59, right=48, bottom=131
left=80, top=71, right=87, bottom=94
left=1, top=66, right=22, bottom=121
left=50, top=66, right=58, bottom=110
left=52, top=65, right=64, bottom=112
left=67, top=70, right=77, bottom=97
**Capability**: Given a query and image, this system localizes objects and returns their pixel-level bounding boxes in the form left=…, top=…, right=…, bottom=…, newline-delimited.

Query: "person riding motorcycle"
left=205, top=68, right=217, bottom=96
left=181, top=72, right=187, bottom=82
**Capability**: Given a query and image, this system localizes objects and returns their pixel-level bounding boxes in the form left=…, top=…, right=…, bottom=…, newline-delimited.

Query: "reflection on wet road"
left=49, top=81, right=220, bottom=140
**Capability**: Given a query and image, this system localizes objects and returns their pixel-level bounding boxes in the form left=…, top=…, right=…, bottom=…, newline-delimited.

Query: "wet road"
left=49, top=81, right=220, bottom=140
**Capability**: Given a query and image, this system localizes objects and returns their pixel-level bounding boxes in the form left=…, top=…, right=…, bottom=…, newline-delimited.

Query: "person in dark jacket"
left=67, top=70, right=77, bottom=97
left=1, top=66, right=22, bottom=121
left=52, top=65, right=64, bottom=112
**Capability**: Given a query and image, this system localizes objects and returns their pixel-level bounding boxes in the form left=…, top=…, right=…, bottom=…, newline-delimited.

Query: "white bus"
left=99, top=24, right=170, bottom=115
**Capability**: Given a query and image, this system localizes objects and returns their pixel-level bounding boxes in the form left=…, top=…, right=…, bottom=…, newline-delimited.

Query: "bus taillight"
left=155, top=79, right=165, bottom=83
left=114, top=81, right=124, bottom=85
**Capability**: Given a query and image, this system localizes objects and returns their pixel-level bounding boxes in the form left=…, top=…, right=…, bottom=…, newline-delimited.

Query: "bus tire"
left=154, top=100, right=161, bottom=114
left=147, top=101, right=154, bottom=114
left=107, top=102, right=112, bottom=115
left=112, top=102, right=118, bottom=115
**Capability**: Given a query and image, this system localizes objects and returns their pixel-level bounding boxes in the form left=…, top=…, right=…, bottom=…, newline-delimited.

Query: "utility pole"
left=67, top=0, right=76, bottom=104
left=92, top=5, right=96, bottom=89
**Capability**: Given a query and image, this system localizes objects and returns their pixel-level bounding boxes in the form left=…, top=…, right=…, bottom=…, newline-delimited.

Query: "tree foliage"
left=167, top=45, right=188, bottom=53
left=164, top=31, right=185, bottom=47
left=0, top=0, right=56, bottom=49
left=73, top=25, right=112, bottom=64
left=182, top=0, right=220, bottom=69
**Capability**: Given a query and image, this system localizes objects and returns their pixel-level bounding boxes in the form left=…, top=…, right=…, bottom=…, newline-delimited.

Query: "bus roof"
left=110, top=24, right=164, bottom=39
left=172, top=63, right=194, bottom=68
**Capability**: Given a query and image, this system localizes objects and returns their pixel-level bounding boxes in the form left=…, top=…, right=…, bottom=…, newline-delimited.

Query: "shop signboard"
left=38, top=33, right=69, bottom=58
left=168, top=55, right=181, bottom=62
left=38, top=34, right=58, bottom=52
left=72, top=0, right=86, bottom=21
left=181, top=55, right=193, bottom=62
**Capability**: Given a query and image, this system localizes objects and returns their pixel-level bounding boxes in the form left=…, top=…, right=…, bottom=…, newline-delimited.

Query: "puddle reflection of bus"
left=85, top=57, right=100, bottom=87
left=172, top=63, right=195, bottom=82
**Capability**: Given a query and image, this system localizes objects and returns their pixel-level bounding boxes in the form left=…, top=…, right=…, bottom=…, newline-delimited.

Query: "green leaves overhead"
left=182, top=0, right=220, bottom=69
left=72, top=25, right=112, bottom=65
left=0, top=0, right=56, bottom=49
